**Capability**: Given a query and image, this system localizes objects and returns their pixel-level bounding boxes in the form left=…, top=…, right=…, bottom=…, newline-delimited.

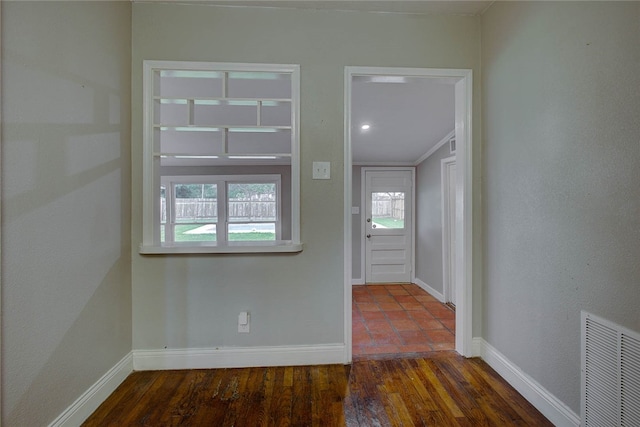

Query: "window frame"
left=140, top=60, right=301, bottom=254
left=161, top=174, right=282, bottom=246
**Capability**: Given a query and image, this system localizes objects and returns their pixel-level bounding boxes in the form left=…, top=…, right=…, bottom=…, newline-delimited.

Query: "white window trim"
left=139, top=60, right=302, bottom=254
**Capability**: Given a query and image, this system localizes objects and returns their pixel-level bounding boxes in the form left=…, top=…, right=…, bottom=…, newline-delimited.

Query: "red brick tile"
left=370, top=332, right=402, bottom=346
left=353, top=294, right=375, bottom=303
left=368, top=286, right=391, bottom=295
left=432, top=342, right=455, bottom=351
left=353, top=319, right=367, bottom=333
left=353, top=331, right=372, bottom=346
left=400, top=302, right=425, bottom=311
left=359, top=345, right=400, bottom=355
left=441, top=319, right=455, bottom=331
left=361, top=311, right=387, bottom=321
left=425, top=329, right=454, bottom=343
left=398, top=344, right=434, bottom=353
left=357, top=303, right=380, bottom=312
left=378, top=302, right=403, bottom=311
left=415, top=318, right=446, bottom=330
left=385, top=310, right=410, bottom=320
left=391, top=319, right=420, bottom=331
left=415, top=295, right=438, bottom=303
left=409, top=310, right=435, bottom=320
left=386, top=287, right=409, bottom=295
left=366, top=320, right=395, bottom=333
left=403, top=284, right=427, bottom=295
left=372, top=295, right=396, bottom=303
left=398, top=330, right=429, bottom=345
left=429, top=309, right=455, bottom=321
left=394, top=295, right=418, bottom=303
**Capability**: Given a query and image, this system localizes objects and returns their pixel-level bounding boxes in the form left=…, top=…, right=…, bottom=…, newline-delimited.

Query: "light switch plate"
left=312, top=161, right=330, bottom=179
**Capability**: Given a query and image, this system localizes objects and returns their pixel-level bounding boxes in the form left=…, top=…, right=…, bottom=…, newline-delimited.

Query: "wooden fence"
left=161, top=198, right=276, bottom=222
left=371, top=194, right=404, bottom=220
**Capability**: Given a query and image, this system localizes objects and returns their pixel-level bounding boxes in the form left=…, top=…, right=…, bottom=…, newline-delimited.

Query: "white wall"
left=482, top=1, right=640, bottom=413
left=1, top=2, right=132, bottom=425
left=415, top=143, right=454, bottom=294
left=131, top=3, right=481, bottom=351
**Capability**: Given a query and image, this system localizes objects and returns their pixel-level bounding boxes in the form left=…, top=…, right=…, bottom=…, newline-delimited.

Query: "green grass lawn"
left=163, top=224, right=275, bottom=242
left=372, top=217, right=404, bottom=228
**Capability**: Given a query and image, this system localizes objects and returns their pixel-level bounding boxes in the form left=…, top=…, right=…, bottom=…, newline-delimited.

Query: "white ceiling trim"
left=414, top=129, right=455, bottom=166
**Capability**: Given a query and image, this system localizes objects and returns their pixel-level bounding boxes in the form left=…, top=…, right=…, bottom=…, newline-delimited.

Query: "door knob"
left=366, top=218, right=371, bottom=222
left=366, top=234, right=371, bottom=238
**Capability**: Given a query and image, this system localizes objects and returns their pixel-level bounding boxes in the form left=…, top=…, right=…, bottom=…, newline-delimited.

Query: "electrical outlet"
left=238, top=311, right=250, bottom=333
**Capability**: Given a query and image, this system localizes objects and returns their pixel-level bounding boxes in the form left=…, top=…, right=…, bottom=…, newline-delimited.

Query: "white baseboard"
left=413, top=277, right=445, bottom=302
left=133, top=344, right=346, bottom=371
left=352, top=278, right=365, bottom=286
left=49, top=352, right=133, bottom=427
left=477, top=339, right=580, bottom=427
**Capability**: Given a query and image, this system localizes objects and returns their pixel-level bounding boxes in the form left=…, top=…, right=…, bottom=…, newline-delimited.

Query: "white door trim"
left=344, top=66, right=474, bottom=362
left=361, top=167, right=416, bottom=284
left=441, top=156, right=456, bottom=304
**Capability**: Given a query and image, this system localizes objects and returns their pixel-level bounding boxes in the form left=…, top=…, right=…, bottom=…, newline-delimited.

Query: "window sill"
left=139, top=240, right=303, bottom=255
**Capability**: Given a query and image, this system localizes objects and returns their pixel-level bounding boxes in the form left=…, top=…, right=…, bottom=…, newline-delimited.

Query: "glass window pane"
left=174, top=184, right=218, bottom=223
left=228, top=223, right=275, bottom=241
left=371, top=192, right=405, bottom=229
left=228, top=183, right=277, bottom=223
left=174, top=223, right=217, bottom=242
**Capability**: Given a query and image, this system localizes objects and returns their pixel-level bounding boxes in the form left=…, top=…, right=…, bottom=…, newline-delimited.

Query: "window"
left=141, top=61, right=301, bottom=253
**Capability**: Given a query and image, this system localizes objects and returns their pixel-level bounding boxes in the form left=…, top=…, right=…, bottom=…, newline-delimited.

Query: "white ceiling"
left=351, top=76, right=455, bottom=164
left=204, top=1, right=493, bottom=16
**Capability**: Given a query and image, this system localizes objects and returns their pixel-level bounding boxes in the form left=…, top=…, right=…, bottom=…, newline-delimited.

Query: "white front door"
left=364, top=169, right=413, bottom=283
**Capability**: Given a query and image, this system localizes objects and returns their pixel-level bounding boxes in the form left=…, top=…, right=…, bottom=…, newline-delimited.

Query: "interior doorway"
left=343, top=66, right=473, bottom=363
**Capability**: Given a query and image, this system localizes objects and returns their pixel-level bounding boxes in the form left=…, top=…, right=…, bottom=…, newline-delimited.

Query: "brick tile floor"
left=353, top=283, right=455, bottom=357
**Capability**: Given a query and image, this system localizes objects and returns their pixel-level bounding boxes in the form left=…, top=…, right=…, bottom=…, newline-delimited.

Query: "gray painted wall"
left=131, top=3, right=481, bottom=350
left=1, top=2, right=132, bottom=425
left=482, top=1, right=640, bottom=413
left=415, top=143, right=454, bottom=295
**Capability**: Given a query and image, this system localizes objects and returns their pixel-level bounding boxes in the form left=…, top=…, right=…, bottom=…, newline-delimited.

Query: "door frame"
left=361, top=167, right=416, bottom=284
left=344, top=66, right=474, bottom=362
left=441, top=156, right=456, bottom=304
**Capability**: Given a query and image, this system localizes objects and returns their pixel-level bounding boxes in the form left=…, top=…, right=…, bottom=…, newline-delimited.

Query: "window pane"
left=371, top=192, right=405, bottom=229
left=174, top=223, right=217, bottom=242
left=174, top=184, right=217, bottom=223
left=228, top=223, right=275, bottom=241
left=228, top=183, right=277, bottom=222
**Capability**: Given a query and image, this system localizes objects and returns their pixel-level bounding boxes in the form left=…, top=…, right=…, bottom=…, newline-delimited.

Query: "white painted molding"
left=413, top=277, right=444, bottom=303
left=414, top=130, right=456, bottom=166
left=133, top=344, right=345, bottom=371
left=352, top=278, right=365, bottom=286
left=478, top=339, right=580, bottom=427
left=49, top=352, right=133, bottom=427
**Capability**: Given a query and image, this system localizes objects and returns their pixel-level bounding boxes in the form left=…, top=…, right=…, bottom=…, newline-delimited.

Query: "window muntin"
left=142, top=61, right=300, bottom=252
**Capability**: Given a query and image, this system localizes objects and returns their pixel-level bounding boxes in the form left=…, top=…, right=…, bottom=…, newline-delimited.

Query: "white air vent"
left=582, top=311, right=640, bottom=426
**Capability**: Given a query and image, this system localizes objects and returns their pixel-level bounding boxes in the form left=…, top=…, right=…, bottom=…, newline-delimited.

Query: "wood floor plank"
left=82, top=354, right=552, bottom=426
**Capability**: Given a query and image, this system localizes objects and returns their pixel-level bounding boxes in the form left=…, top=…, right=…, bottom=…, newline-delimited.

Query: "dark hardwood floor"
left=83, top=352, right=552, bottom=426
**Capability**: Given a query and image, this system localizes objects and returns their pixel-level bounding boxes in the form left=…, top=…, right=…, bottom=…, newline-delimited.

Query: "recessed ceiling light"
left=361, top=124, right=371, bottom=130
